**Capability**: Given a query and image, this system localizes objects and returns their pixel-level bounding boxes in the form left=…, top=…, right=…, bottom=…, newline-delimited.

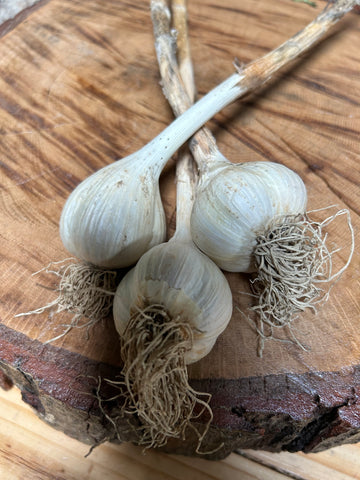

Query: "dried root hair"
left=246, top=207, right=354, bottom=356
left=16, top=258, right=118, bottom=343
left=113, top=303, right=216, bottom=454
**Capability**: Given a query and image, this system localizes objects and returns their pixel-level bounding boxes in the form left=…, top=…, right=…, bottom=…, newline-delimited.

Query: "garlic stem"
left=151, top=0, right=357, bottom=169
left=151, top=0, right=224, bottom=171
left=168, top=0, right=224, bottom=173
left=170, top=0, right=196, bottom=102
left=172, top=151, right=197, bottom=243
left=246, top=0, right=357, bottom=85
left=143, top=72, right=241, bottom=161
left=157, top=0, right=198, bottom=242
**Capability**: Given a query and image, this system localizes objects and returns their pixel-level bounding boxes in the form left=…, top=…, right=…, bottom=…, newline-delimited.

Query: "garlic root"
left=249, top=209, right=354, bottom=356
left=119, top=304, right=213, bottom=450
left=15, top=259, right=118, bottom=343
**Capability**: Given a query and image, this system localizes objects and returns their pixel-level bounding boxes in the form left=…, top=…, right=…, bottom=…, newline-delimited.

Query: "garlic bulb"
left=112, top=153, right=232, bottom=449
left=60, top=0, right=355, bottom=269
left=60, top=156, right=166, bottom=268
left=113, top=151, right=233, bottom=365
left=113, top=227, right=233, bottom=363
left=190, top=158, right=307, bottom=272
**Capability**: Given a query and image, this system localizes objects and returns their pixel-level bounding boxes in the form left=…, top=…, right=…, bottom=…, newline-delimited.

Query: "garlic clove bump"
left=60, top=155, right=166, bottom=268
left=191, top=161, right=307, bottom=273
left=113, top=237, right=233, bottom=363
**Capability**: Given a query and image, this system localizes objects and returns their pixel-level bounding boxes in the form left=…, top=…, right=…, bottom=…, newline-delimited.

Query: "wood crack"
left=284, top=400, right=349, bottom=452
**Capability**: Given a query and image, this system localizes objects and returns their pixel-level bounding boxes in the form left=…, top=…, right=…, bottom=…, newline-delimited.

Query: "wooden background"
left=0, top=0, right=360, bottom=469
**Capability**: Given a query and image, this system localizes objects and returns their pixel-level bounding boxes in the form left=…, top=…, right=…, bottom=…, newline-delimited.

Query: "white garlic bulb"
left=60, top=155, right=166, bottom=268
left=113, top=235, right=233, bottom=363
left=113, top=153, right=233, bottom=362
left=191, top=159, right=307, bottom=272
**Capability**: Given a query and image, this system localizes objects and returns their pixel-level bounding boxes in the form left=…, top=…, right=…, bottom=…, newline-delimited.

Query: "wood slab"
left=0, top=0, right=359, bottom=459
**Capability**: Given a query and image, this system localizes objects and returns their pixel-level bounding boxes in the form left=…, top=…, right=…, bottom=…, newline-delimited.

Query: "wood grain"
left=0, top=0, right=359, bottom=458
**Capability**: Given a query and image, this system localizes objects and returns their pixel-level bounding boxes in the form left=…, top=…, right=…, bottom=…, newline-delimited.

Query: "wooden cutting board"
left=0, top=0, right=359, bottom=460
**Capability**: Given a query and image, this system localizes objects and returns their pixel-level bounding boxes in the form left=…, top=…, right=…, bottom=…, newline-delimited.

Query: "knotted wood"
left=0, top=0, right=359, bottom=459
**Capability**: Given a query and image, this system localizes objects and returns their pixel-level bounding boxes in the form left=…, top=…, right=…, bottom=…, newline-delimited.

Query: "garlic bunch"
left=112, top=153, right=232, bottom=449
left=60, top=0, right=356, bottom=269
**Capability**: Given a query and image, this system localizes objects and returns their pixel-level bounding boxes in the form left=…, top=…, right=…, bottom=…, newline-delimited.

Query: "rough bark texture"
left=1, top=324, right=360, bottom=459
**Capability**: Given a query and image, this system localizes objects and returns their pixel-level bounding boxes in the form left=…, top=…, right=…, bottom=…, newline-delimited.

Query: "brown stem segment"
left=242, top=0, right=357, bottom=89
left=171, top=0, right=196, bottom=101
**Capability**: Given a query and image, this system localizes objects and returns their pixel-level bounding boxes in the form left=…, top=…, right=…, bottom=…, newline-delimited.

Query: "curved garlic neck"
left=140, top=73, right=243, bottom=173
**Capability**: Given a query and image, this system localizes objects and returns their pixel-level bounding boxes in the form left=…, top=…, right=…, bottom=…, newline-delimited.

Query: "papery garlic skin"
left=60, top=155, right=166, bottom=268
left=191, top=161, right=307, bottom=273
left=113, top=238, right=233, bottom=364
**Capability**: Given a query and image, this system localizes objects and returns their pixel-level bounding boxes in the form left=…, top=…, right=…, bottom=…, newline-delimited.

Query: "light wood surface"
left=1, top=385, right=360, bottom=480
left=0, top=0, right=360, bottom=458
